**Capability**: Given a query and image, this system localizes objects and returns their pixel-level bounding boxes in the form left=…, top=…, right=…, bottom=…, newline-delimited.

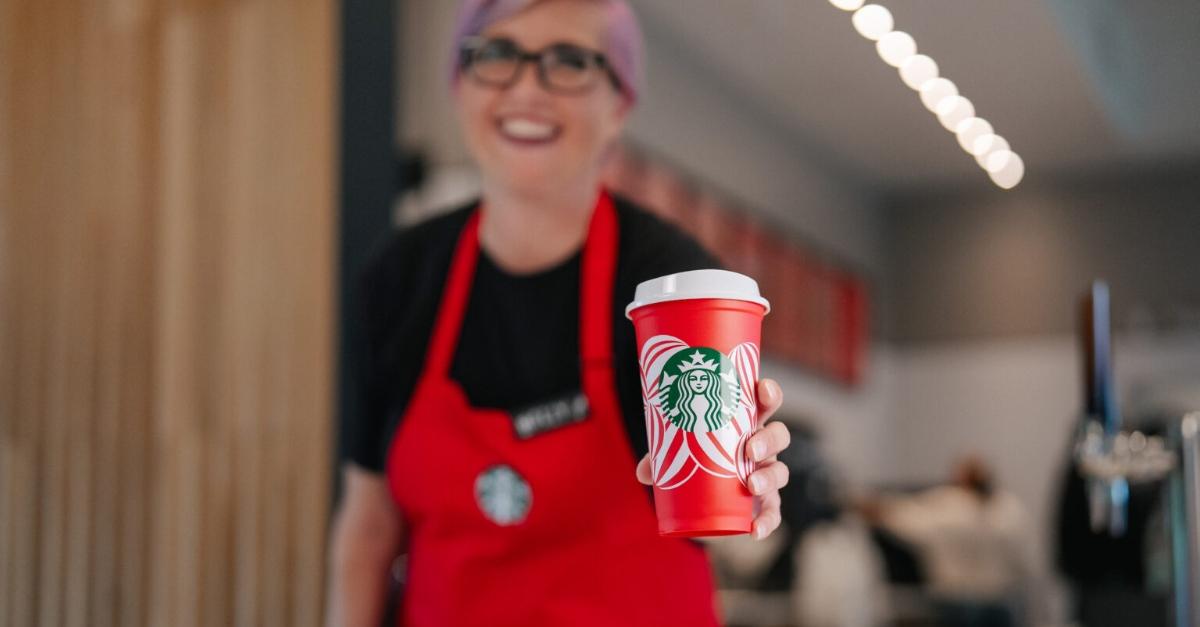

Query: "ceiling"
left=635, top=0, right=1200, bottom=191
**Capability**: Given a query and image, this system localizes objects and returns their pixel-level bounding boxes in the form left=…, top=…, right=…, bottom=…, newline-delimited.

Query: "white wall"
left=397, top=0, right=467, bottom=165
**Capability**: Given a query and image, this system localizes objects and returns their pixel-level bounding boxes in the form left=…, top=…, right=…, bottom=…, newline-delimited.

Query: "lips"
left=496, top=116, right=562, bottom=145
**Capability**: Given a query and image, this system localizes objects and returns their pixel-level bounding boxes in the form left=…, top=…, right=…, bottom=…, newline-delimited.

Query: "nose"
left=504, top=59, right=550, bottom=100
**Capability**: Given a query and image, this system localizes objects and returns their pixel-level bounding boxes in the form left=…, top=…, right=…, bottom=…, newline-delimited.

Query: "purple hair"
left=450, top=0, right=644, bottom=103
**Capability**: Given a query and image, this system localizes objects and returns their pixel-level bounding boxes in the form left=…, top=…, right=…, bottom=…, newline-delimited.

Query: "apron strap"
left=424, top=210, right=481, bottom=378
left=580, top=191, right=618, bottom=367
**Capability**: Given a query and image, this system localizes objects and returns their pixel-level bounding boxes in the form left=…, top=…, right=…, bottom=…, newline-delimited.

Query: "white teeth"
left=500, top=118, right=556, bottom=140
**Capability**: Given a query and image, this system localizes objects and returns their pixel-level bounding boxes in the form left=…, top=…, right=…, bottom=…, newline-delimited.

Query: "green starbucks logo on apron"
left=474, top=464, right=532, bottom=526
left=657, top=348, right=742, bottom=433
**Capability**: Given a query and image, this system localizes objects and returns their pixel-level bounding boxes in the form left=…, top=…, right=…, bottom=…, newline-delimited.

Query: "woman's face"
left=454, top=1, right=630, bottom=196
left=686, top=370, right=709, bottom=393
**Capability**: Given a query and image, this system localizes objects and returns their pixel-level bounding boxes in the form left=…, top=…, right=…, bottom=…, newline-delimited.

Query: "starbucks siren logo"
left=657, top=348, right=742, bottom=433
left=474, top=464, right=532, bottom=526
left=640, top=336, right=760, bottom=490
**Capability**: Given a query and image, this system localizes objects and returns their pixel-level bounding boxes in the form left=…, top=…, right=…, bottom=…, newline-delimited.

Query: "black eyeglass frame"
left=458, top=36, right=623, bottom=95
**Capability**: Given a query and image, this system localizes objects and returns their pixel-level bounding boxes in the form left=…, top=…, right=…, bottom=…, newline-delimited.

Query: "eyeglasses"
left=459, top=37, right=622, bottom=95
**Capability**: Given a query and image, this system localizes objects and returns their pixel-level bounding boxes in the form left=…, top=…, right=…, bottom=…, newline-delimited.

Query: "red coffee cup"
left=626, top=269, right=770, bottom=537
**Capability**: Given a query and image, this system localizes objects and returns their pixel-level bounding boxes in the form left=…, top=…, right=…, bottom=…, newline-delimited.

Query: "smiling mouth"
left=496, top=117, right=562, bottom=145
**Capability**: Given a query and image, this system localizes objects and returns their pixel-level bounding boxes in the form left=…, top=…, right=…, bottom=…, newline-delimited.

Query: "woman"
left=326, top=1, right=792, bottom=625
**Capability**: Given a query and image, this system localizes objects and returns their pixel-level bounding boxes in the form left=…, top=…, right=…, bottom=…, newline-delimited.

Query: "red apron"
left=385, top=192, right=720, bottom=627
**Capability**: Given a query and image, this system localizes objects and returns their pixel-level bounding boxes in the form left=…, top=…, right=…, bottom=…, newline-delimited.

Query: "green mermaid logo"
left=657, top=348, right=742, bottom=433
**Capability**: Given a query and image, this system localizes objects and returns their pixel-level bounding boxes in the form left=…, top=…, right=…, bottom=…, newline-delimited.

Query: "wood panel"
left=0, top=1, right=336, bottom=626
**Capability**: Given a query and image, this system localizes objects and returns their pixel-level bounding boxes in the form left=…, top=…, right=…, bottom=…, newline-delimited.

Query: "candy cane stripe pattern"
left=640, top=335, right=760, bottom=490
left=730, top=342, right=761, bottom=484
left=640, top=336, right=695, bottom=488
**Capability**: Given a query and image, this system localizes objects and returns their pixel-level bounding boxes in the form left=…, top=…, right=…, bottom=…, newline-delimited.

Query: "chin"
left=496, top=171, right=564, bottom=195
left=493, top=162, right=581, bottom=195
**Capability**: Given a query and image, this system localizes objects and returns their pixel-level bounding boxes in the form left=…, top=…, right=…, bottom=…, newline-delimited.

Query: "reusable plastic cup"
left=626, top=269, right=770, bottom=536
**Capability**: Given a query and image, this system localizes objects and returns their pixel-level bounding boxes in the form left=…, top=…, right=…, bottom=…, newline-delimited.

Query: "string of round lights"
left=829, top=1, right=1024, bottom=188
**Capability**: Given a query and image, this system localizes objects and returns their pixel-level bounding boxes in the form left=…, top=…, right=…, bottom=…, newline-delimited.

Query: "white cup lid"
left=625, top=269, right=770, bottom=318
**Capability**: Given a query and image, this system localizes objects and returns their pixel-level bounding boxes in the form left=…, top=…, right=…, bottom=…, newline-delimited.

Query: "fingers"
left=747, top=421, right=791, bottom=463
left=752, top=490, right=782, bottom=540
left=755, top=488, right=780, bottom=515
left=753, top=511, right=781, bottom=540
left=635, top=453, right=652, bottom=486
left=748, top=460, right=789, bottom=496
left=756, top=378, right=783, bottom=423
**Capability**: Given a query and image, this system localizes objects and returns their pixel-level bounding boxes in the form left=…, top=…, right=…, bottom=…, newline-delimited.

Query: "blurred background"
left=3, top=1, right=1200, bottom=626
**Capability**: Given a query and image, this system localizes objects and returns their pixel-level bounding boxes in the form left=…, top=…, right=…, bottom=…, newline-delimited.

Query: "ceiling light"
left=829, top=0, right=1025, bottom=188
left=936, top=95, right=974, bottom=131
left=830, top=0, right=865, bottom=10
left=919, top=78, right=957, bottom=112
left=955, top=118, right=993, bottom=153
left=852, top=5, right=894, bottom=41
left=984, top=149, right=1014, bottom=173
left=986, top=151, right=1025, bottom=189
left=899, top=54, right=938, bottom=90
left=876, top=31, right=916, bottom=67
left=972, top=134, right=1010, bottom=166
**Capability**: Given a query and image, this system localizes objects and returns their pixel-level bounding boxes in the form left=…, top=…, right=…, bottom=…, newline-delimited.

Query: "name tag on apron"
left=511, top=390, right=589, bottom=440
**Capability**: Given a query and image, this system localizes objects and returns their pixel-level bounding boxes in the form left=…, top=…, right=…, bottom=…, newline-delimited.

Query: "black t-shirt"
left=345, top=194, right=719, bottom=472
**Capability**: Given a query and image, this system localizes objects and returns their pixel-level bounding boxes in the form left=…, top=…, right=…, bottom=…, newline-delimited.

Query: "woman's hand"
left=635, top=378, right=790, bottom=540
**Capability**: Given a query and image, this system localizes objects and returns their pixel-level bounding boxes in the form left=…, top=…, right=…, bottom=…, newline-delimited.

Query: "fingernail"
left=762, top=379, right=780, bottom=403
left=751, top=441, right=766, bottom=462
left=750, top=474, right=764, bottom=495
left=755, top=524, right=767, bottom=540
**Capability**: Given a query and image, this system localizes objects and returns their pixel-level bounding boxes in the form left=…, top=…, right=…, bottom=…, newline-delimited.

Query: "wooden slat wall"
left=0, top=1, right=336, bottom=626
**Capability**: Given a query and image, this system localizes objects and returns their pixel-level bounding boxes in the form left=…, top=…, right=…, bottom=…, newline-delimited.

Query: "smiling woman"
left=451, top=0, right=635, bottom=223
left=325, top=1, right=793, bottom=626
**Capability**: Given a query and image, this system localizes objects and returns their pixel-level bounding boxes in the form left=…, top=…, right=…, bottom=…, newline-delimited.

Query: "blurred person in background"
left=324, top=1, right=793, bottom=626
left=860, top=455, right=1029, bottom=627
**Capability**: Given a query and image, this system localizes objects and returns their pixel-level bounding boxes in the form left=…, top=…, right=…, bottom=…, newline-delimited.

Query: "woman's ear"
left=602, top=90, right=633, bottom=135
left=614, top=94, right=634, bottom=126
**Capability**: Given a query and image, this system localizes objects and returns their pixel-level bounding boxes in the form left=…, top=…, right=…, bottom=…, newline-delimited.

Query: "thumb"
left=635, top=453, right=653, bottom=486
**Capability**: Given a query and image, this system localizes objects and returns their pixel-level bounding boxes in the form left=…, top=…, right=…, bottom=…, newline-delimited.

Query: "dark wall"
left=338, top=0, right=397, bottom=477
left=885, top=163, right=1200, bottom=344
